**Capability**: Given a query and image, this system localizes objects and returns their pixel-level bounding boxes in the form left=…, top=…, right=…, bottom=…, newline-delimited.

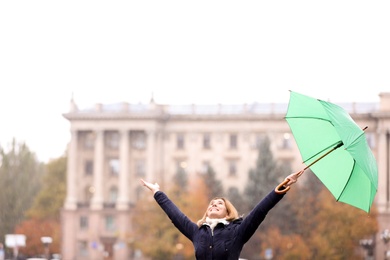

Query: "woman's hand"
left=275, top=169, right=304, bottom=194
left=284, top=169, right=304, bottom=186
left=140, top=179, right=160, bottom=194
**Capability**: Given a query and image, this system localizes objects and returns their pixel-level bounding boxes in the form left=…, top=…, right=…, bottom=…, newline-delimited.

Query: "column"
left=377, top=128, right=390, bottom=213
left=64, top=129, right=78, bottom=210
left=146, top=130, right=156, bottom=181
left=91, top=130, right=104, bottom=210
left=117, top=130, right=129, bottom=210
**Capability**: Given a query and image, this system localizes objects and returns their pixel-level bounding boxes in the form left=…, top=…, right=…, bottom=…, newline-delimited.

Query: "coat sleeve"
left=237, top=190, right=285, bottom=243
left=154, top=191, right=199, bottom=241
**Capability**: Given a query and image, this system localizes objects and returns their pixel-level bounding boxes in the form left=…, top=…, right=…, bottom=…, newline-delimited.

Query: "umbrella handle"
left=275, top=169, right=305, bottom=194
left=275, top=179, right=290, bottom=194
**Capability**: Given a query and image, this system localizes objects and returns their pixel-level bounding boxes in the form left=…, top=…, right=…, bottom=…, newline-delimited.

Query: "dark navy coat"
left=154, top=189, right=285, bottom=260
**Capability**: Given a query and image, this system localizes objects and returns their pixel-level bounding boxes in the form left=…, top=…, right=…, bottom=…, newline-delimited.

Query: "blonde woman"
left=141, top=171, right=300, bottom=260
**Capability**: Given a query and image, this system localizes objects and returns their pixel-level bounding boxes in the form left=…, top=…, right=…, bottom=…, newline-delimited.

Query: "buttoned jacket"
left=154, top=190, right=285, bottom=260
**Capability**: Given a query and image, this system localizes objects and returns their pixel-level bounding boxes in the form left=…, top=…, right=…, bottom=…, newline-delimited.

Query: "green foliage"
left=26, top=156, right=67, bottom=220
left=0, top=139, right=43, bottom=242
left=244, top=136, right=285, bottom=210
left=226, top=187, right=246, bottom=215
left=201, top=165, right=224, bottom=200
left=173, top=166, right=189, bottom=196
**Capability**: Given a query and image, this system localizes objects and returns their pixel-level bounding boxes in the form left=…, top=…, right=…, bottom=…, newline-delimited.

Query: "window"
left=80, top=216, right=88, bottom=230
left=106, top=131, right=119, bottom=149
left=105, top=215, right=116, bottom=231
left=131, top=131, right=146, bottom=150
left=177, top=133, right=185, bottom=149
left=109, top=159, right=120, bottom=176
left=228, top=160, right=237, bottom=176
left=229, top=134, right=238, bottom=149
left=83, top=131, right=95, bottom=149
left=109, top=186, right=118, bottom=203
left=203, top=133, right=211, bottom=149
left=84, top=160, right=93, bottom=176
left=135, top=160, right=146, bottom=177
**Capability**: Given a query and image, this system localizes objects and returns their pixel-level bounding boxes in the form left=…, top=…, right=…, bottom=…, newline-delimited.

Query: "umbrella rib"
left=335, top=160, right=355, bottom=202
left=346, top=129, right=367, bottom=149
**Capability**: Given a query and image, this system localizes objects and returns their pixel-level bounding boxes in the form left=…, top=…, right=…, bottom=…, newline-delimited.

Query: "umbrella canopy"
left=281, top=91, right=378, bottom=212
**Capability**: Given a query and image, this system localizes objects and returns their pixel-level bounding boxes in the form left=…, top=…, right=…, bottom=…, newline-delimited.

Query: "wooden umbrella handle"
left=275, top=169, right=305, bottom=194
left=275, top=179, right=290, bottom=194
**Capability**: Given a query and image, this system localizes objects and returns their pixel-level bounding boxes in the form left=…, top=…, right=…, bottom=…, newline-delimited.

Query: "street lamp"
left=360, top=238, right=375, bottom=260
left=381, top=229, right=390, bottom=259
left=40, top=237, right=52, bottom=260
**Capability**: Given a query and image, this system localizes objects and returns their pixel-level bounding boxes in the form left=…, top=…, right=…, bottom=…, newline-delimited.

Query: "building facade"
left=61, top=93, right=390, bottom=260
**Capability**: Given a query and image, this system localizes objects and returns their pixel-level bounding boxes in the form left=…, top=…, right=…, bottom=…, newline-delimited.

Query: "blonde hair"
left=196, top=197, right=239, bottom=227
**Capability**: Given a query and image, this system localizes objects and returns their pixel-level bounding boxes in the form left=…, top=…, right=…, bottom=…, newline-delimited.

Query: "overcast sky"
left=0, top=1, right=389, bottom=163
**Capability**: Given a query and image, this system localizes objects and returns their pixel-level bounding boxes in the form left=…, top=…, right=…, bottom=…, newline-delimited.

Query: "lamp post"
left=40, top=237, right=52, bottom=260
left=359, top=238, right=375, bottom=260
left=381, top=229, right=390, bottom=259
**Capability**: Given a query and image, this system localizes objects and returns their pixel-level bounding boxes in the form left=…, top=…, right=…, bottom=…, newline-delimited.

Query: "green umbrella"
left=276, top=91, right=378, bottom=213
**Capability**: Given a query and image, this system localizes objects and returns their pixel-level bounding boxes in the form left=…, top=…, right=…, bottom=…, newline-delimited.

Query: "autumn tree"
left=258, top=173, right=378, bottom=259
left=15, top=219, right=60, bottom=257
left=26, top=156, right=67, bottom=220
left=15, top=156, right=67, bottom=256
left=0, top=139, right=43, bottom=244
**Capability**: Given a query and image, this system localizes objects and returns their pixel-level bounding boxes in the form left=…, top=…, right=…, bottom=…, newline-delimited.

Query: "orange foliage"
left=259, top=227, right=311, bottom=260
left=14, top=218, right=60, bottom=257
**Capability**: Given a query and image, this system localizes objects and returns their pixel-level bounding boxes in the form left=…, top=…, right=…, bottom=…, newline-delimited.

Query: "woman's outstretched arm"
left=139, top=179, right=198, bottom=240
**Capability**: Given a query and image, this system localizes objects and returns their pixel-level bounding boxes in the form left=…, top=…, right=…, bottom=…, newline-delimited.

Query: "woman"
left=140, top=171, right=300, bottom=260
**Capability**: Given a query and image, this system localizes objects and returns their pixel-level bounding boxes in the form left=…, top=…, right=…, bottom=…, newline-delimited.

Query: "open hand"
left=140, top=179, right=160, bottom=194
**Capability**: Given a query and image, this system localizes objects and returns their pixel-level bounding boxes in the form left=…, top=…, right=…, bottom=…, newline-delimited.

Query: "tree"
left=257, top=173, right=378, bottom=259
left=14, top=156, right=67, bottom=256
left=244, top=136, right=285, bottom=210
left=241, top=135, right=290, bottom=259
left=200, top=165, right=224, bottom=200
left=226, top=187, right=247, bottom=216
left=0, top=139, right=43, bottom=244
left=25, top=156, right=67, bottom=220
left=259, top=227, right=311, bottom=260
left=15, top=219, right=60, bottom=257
left=172, top=165, right=189, bottom=197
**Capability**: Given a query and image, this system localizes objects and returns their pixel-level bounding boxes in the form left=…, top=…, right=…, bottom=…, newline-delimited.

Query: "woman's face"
left=207, top=198, right=228, bottom=219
